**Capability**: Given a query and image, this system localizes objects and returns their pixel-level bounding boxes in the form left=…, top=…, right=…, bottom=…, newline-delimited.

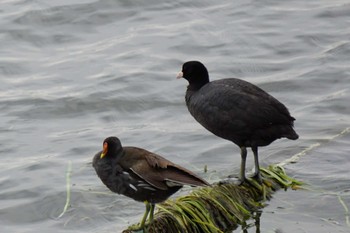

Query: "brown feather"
left=120, top=147, right=209, bottom=190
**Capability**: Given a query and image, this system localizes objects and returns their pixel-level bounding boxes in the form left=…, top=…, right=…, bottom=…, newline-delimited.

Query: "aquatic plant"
left=122, top=165, right=302, bottom=233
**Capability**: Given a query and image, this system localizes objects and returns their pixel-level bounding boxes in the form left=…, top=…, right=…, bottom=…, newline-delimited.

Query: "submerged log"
left=122, top=165, right=302, bottom=233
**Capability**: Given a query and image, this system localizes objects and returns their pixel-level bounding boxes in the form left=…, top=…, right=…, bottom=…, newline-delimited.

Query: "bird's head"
left=100, top=136, right=123, bottom=159
left=177, top=61, right=209, bottom=89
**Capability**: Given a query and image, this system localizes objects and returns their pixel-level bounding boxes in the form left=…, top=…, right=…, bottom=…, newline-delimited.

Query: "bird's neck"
left=187, top=82, right=205, bottom=91
left=187, top=74, right=209, bottom=91
left=105, top=149, right=124, bottom=162
left=185, top=86, right=199, bottom=104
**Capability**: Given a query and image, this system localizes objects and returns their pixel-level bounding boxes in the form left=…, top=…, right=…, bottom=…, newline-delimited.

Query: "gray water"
left=1, top=0, right=350, bottom=232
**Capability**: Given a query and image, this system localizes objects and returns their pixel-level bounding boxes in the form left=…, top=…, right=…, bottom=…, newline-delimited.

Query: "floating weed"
left=337, top=194, right=350, bottom=228
left=123, top=165, right=301, bottom=233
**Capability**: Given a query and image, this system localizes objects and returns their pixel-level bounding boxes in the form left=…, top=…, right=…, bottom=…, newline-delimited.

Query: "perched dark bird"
left=177, top=61, right=298, bottom=183
left=92, top=136, right=209, bottom=229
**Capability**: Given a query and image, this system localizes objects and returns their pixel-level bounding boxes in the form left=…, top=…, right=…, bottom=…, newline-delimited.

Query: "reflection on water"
left=241, top=211, right=262, bottom=233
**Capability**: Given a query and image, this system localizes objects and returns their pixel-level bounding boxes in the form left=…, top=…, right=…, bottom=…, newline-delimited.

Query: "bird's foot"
left=218, top=173, right=264, bottom=187
left=218, top=174, right=266, bottom=200
left=251, top=172, right=263, bottom=184
left=127, top=223, right=145, bottom=232
left=218, top=175, right=244, bottom=185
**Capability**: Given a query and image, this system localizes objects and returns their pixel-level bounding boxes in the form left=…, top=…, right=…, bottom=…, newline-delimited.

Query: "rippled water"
left=1, top=0, right=349, bottom=232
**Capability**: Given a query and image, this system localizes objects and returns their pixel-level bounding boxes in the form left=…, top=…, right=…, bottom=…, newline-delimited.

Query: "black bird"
left=177, top=61, right=298, bottom=183
left=92, top=136, right=209, bottom=229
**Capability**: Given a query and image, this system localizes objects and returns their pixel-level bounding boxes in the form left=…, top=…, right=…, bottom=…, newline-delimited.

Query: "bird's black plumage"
left=178, top=61, right=298, bottom=182
left=92, top=136, right=209, bottom=229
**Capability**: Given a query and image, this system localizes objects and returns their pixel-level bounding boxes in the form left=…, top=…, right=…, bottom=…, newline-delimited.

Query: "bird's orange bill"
left=100, top=142, right=108, bottom=159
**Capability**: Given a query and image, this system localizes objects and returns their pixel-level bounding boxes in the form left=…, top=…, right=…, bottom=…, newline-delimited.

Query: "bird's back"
left=121, top=147, right=209, bottom=188
left=185, top=78, right=298, bottom=147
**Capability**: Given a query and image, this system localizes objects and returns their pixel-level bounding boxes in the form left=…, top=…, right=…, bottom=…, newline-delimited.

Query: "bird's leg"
left=129, top=201, right=151, bottom=231
left=149, top=203, right=155, bottom=222
left=252, top=146, right=262, bottom=183
left=219, top=146, right=247, bottom=185
left=139, top=201, right=151, bottom=229
left=239, top=146, right=247, bottom=183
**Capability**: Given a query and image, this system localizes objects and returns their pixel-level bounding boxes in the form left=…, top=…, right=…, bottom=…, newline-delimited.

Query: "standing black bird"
left=92, top=136, right=209, bottom=230
left=177, top=61, right=298, bottom=183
